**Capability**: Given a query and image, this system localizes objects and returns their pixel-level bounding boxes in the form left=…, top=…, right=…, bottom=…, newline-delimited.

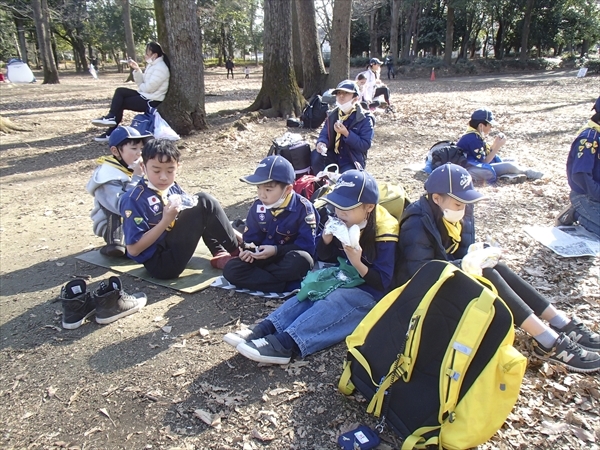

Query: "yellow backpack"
left=339, top=261, right=527, bottom=450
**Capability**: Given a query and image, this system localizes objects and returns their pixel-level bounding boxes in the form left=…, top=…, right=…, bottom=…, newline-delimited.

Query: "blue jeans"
left=570, top=191, right=600, bottom=237
left=267, top=287, right=376, bottom=357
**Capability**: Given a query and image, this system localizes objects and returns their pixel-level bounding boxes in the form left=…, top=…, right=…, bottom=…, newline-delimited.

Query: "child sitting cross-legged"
left=119, top=139, right=241, bottom=279
left=224, top=170, right=399, bottom=364
left=222, top=156, right=319, bottom=293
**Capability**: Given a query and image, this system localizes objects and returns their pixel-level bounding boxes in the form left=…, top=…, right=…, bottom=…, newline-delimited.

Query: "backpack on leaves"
left=339, top=260, right=527, bottom=450
left=301, top=95, right=329, bottom=129
left=425, top=141, right=467, bottom=173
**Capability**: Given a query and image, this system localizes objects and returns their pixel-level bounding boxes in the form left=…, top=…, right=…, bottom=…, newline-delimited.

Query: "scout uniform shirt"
left=567, top=120, right=600, bottom=200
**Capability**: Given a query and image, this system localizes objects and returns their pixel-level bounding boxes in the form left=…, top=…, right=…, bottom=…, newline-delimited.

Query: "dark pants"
left=310, top=149, right=360, bottom=175
left=223, top=250, right=313, bottom=293
left=482, top=262, right=550, bottom=326
left=373, top=86, right=391, bottom=105
left=143, top=192, right=238, bottom=279
left=386, top=65, right=395, bottom=79
left=106, top=87, right=161, bottom=135
left=227, top=68, right=234, bottom=78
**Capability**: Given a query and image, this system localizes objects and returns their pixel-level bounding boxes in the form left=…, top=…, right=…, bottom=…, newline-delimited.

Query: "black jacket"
left=395, top=195, right=475, bottom=286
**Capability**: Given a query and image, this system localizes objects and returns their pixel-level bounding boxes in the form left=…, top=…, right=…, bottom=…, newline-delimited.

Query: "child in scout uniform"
left=223, top=156, right=319, bottom=293
left=87, top=125, right=152, bottom=257
left=397, top=163, right=599, bottom=373
left=224, top=170, right=399, bottom=364
left=556, top=96, right=600, bottom=237
left=119, top=139, right=240, bottom=279
left=456, top=108, right=543, bottom=184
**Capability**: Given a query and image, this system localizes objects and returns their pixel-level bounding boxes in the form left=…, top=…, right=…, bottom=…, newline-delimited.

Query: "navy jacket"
left=566, top=120, right=600, bottom=202
left=395, top=196, right=475, bottom=286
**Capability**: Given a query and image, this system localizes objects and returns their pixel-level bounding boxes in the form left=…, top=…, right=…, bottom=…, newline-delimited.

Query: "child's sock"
left=273, top=331, right=300, bottom=354
left=253, top=320, right=276, bottom=338
left=534, top=329, right=560, bottom=349
left=549, top=314, right=570, bottom=330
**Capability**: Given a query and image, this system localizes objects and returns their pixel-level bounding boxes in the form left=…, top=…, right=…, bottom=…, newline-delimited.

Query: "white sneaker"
left=525, top=169, right=544, bottom=180
left=94, top=132, right=110, bottom=143
left=223, top=327, right=256, bottom=348
left=92, top=116, right=117, bottom=127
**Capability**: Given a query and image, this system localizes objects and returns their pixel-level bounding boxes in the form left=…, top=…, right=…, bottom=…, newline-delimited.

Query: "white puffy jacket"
left=134, top=56, right=170, bottom=102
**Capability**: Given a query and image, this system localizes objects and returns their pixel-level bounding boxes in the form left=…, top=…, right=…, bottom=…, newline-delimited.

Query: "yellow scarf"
left=334, top=105, right=356, bottom=154
left=576, top=120, right=600, bottom=136
left=270, top=191, right=292, bottom=217
left=96, top=155, right=132, bottom=176
left=442, top=217, right=462, bottom=254
left=464, top=126, right=491, bottom=156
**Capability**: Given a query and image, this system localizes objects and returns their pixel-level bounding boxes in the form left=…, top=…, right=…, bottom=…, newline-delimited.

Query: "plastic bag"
left=461, top=243, right=502, bottom=276
left=167, top=193, right=198, bottom=211
left=323, top=217, right=360, bottom=249
left=153, top=111, right=180, bottom=140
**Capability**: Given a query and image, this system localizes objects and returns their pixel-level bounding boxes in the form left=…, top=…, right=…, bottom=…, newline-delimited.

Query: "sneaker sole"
left=223, top=333, right=247, bottom=348
left=534, top=351, right=600, bottom=373
left=236, top=342, right=291, bottom=365
left=96, top=299, right=146, bottom=325
left=91, top=121, right=117, bottom=127
left=94, top=138, right=110, bottom=142
left=62, top=309, right=96, bottom=330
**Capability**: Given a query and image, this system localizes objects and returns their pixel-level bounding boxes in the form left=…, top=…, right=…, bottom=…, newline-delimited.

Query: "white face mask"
left=442, top=208, right=465, bottom=223
left=336, top=100, right=354, bottom=114
left=263, top=192, right=287, bottom=210
left=145, top=57, right=153, bottom=64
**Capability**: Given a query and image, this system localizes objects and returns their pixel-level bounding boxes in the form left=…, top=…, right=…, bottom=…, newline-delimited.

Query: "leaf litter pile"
left=0, top=69, right=598, bottom=449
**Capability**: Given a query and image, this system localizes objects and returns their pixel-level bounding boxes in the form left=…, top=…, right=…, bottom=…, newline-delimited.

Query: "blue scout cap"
left=369, top=58, right=384, bottom=65
left=471, top=108, right=498, bottom=126
left=592, top=97, right=600, bottom=112
left=425, top=163, right=485, bottom=204
left=323, top=170, right=379, bottom=210
left=108, top=125, right=152, bottom=148
left=241, top=155, right=295, bottom=185
left=332, top=79, right=360, bottom=97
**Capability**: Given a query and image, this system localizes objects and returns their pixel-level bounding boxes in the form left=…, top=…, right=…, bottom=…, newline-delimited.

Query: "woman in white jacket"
left=357, top=58, right=391, bottom=109
left=92, top=42, right=170, bottom=142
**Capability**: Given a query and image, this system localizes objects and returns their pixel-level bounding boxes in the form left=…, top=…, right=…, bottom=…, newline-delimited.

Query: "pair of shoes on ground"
left=92, top=116, right=117, bottom=142
left=210, top=247, right=241, bottom=270
left=555, top=204, right=577, bottom=226
left=60, top=276, right=146, bottom=329
left=223, top=326, right=293, bottom=365
left=534, top=318, right=600, bottom=373
left=99, top=243, right=126, bottom=257
left=498, top=169, right=544, bottom=184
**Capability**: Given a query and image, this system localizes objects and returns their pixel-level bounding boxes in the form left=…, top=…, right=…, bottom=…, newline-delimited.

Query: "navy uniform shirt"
left=567, top=121, right=600, bottom=201
left=244, top=192, right=319, bottom=257
left=120, top=179, right=183, bottom=263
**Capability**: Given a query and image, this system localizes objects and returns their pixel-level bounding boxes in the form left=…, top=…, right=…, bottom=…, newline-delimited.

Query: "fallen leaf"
left=172, top=368, right=186, bottom=377
left=251, top=428, right=275, bottom=441
left=84, top=426, right=102, bottom=436
left=193, top=409, right=221, bottom=427
left=199, top=328, right=210, bottom=336
left=162, top=325, right=172, bottom=333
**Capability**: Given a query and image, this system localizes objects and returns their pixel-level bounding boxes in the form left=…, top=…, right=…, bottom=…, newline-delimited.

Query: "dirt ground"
left=0, top=66, right=599, bottom=450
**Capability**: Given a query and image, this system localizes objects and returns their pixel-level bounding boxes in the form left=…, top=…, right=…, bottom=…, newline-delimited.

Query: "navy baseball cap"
left=592, top=97, right=600, bottom=112
left=369, top=58, right=383, bottom=65
left=471, top=108, right=498, bottom=126
left=323, top=170, right=379, bottom=210
left=425, top=163, right=485, bottom=204
left=108, top=125, right=152, bottom=148
left=332, top=79, right=360, bottom=97
left=241, top=155, right=295, bottom=185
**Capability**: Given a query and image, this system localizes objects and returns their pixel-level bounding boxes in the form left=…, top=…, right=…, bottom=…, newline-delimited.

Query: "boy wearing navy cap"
left=456, top=108, right=543, bottom=184
left=119, top=139, right=240, bottom=279
left=556, top=96, right=600, bottom=237
left=87, top=125, right=152, bottom=256
left=311, top=79, right=375, bottom=174
left=398, top=164, right=599, bottom=373
left=222, top=156, right=319, bottom=293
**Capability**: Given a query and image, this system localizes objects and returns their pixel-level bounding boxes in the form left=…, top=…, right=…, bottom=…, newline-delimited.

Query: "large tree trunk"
left=390, top=0, right=401, bottom=65
left=246, top=0, right=303, bottom=118
left=519, top=0, right=535, bottom=61
left=328, top=0, right=352, bottom=88
left=291, top=1, right=304, bottom=88
left=295, top=0, right=328, bottom=98
left=13, top=13, right=28, bottom=63
left=154, top=0, right=207, bottom=134
left=369, top=8, right=379, bottom=58
left=122, top=0, right=136, bottom=82
left=444, top=5, right=454, bottom=65
left=31, top=0, right=59, bottom=84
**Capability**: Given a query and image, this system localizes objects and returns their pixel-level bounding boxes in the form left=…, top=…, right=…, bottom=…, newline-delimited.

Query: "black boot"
left=60, top=279, right=96, bottom=329
left=101, top=213, right=126, bottom=257
left=94, top=276, right=147, bottom=325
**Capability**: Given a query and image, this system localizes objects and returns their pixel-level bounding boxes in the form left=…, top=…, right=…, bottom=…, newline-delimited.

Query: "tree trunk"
left=154, top=0, right=207, bottom=134
left=122, top=0, right=137, bottom=60
left=519, top=0, right=535, bottom=61
left=444, top=5, right=454, bottom=65
left=494, top=19, right=505, bottom=60
left=328, top=0, right=352, bottom=88
left=13, top=14, right=28, bottom=63
left=292, top=1, right=304, bottom=88
left=410, top=5, right=420, bottom=59
left=369, top=8, right=379, bottom=58
left=295, top=0, right=328, bottom=98
left=31, top=0, right=59, bottom=84
left=246, top=0, right=303, bottom=118
left=390, top=0, right=401, bottom=65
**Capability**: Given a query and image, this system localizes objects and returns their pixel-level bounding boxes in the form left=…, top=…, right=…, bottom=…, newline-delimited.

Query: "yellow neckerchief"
left=270, top=191, right=293, bottom=217
left=464, top=126, right=491, bottom=155
left=442, top=217, right=462, bottom=254
left=576, top=120, right=600, bottom=136
left=334, top=104, right=356, bottom=154
left=96, top=155, right=132, bottom=176
left=147, top=183, right=175, bottom=230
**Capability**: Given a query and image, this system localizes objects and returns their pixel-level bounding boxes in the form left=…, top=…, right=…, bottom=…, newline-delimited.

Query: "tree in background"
left=247, top=0, right=303, bottom=117
left=328, top=0, right=353, bottom=87
left=154, top=0, right=207, bottom=133
left=31, top=0, right=59, bottom=83
left=295, top=0, right=328, bottom=98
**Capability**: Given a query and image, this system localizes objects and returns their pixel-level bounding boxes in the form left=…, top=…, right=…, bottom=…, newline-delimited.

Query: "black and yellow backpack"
left=339, top=260, right=527, bottom=450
